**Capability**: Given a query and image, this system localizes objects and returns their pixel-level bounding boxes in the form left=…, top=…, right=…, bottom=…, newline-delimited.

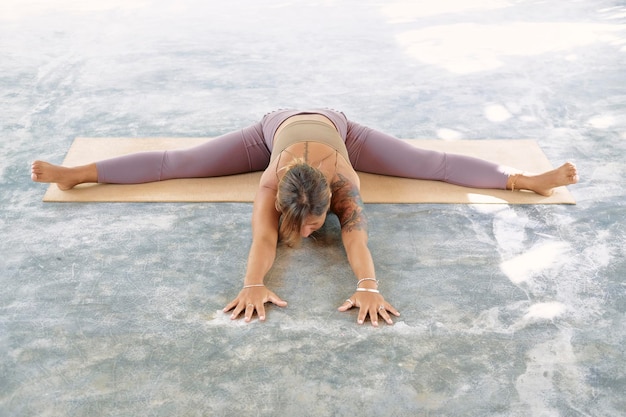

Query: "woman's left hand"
left=338, top=291, right=400, bottom=326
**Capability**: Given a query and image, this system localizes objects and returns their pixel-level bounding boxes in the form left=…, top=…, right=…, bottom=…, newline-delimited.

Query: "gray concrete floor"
left=1, top=1, right=625, bottom=416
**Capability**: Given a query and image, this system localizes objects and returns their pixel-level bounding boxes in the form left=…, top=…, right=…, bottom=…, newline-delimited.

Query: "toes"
left=31, top=162, right=42, bottom=179
left=567, top=163, right=578, bottom=174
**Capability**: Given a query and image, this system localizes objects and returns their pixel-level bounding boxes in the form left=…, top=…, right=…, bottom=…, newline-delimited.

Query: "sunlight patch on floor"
left=381, top=0, right=510, bottom=23
left=0, top=0, right=148, bottom=20
left=500, top=241, right=571, bottom=286
left=396, top=22, right=625, bottom=73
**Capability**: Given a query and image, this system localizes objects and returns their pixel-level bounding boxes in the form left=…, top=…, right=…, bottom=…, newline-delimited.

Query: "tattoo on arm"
left=331, top=174, right=368, bottom=233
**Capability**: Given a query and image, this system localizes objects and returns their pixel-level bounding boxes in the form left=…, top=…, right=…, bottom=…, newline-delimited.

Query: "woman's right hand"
left=223, top=286, right=288, bottom=322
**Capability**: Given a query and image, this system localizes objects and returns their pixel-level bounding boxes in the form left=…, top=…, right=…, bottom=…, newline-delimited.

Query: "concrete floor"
left=1, top=0, right=625, bottom=416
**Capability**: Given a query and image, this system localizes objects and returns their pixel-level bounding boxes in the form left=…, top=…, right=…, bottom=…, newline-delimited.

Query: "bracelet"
left=510, top=173, right=521, bottom=192
left=356, top=288, right=380, bottom=293
left=357, top=278, right=378, bottom=288
left=243, top=284, right=265, bottom=289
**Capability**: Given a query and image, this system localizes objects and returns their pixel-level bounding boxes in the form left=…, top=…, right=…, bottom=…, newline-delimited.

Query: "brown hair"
left=276, top=160, right=331, bottom=247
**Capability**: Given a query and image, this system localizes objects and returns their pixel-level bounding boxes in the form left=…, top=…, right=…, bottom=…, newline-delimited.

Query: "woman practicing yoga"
left=31, top=109, right=578, bottom=326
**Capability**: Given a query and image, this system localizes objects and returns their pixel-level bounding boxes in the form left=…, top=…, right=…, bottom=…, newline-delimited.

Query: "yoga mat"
left=42, top=137, right=576, bottom=204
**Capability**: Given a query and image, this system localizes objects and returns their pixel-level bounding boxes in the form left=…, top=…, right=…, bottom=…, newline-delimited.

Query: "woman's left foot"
left=31, top=160, right=81, bottom=190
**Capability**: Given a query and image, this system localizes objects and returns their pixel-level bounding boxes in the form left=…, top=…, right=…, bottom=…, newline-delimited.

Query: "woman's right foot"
left=514, top=162, right=579, bottom=196
left=31, top=161, right=84, bottom=190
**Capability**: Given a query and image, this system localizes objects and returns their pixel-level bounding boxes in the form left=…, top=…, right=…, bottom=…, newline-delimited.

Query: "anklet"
left=510, top=174, right=520, bottom=192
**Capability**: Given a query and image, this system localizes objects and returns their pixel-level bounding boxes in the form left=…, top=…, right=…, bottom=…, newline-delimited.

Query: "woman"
left=31, top=109, right=578, bottom=326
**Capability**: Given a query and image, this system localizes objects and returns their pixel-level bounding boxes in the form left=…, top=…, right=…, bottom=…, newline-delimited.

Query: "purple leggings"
left=97, top=109, right=510, bottom=189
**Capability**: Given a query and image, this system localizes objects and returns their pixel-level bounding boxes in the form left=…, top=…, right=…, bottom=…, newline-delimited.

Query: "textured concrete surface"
left=1, top=1, right=624, bottom=416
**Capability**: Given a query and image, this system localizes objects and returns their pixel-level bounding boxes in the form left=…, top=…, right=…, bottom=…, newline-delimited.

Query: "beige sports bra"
left=270, top=118, right=350, bottom=163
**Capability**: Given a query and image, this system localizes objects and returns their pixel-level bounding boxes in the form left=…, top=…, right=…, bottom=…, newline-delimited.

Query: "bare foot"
left=31, top=160, right=92, bottom=190
left=514, top=162, right=579, bottom=196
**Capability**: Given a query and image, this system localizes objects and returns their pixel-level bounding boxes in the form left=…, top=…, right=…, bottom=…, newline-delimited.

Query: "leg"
left=345, top=121, right=578, bottom=194
left=32, top=122, right=270, bottom=188
left=98, top=123, right=268, bottom=183
left=346, top=121, right=509, bottom=188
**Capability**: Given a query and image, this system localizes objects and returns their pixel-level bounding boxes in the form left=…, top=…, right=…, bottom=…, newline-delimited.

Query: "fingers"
left=337, top=298, right=354, bottom=312
left=341, top=298, right=389, bottom=328
left=244, top=303, right=256, bottom=322
left=222, top=299, right=238, bottom=313
left=227, top=301, right=265, bottom=322
left=377, top=305, right=394, bottom=325
left=226, top=303, right=244, bottom=320
left=226, top=301, right=259, bottom=322
left=386, top=304, right=401, bottom=317
left=357, top=305, right=381, bottom=327
left=357, top=307, right=368, bottom=325
left=256, top=303, right=266, bottom=322
left=356, top=303, right=400, bottom=327
left=268, top=294, right=288, bottom=308
left=342, top=294, right=399, bottom=326
left=223, top=290, right=288, bottom=322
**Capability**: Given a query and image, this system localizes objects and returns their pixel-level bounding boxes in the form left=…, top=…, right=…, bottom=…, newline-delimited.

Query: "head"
left=276, top=160, right=331, bottom=247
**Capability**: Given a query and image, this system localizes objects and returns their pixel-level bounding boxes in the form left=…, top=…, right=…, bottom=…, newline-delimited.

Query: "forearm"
left=225, top=235, right=287, bottom=322
left=243, top=237, right=277, bottom=285
left=343, top=232, right=376, bottom=285
left=340, top=231, right=399, bottom=326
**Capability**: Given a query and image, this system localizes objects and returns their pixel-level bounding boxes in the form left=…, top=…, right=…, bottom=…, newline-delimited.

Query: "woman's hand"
left=338, top=291, right=400, bottom=326
left=223, top=286, right=288, bottom=322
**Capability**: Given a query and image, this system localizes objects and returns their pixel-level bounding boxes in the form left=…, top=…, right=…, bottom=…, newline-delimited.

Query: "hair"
left=276, top=159, right=331, bottom=247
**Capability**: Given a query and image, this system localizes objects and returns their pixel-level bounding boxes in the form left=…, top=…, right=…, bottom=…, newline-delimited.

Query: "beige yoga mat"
left=42, top=137, right=575, bottom=204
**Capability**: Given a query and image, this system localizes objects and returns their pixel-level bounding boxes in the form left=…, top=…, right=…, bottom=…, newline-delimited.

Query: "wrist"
left=356, top=287, right=379, bottom=294
left=243, top=283, right=265, bottom=289
left=356, top=277, right=378, bottom=289
left=243, top=278, right=265, bottom=288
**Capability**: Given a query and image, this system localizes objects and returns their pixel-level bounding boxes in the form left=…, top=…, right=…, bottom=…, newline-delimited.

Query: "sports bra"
left=269, top=117, right=350, bottom=163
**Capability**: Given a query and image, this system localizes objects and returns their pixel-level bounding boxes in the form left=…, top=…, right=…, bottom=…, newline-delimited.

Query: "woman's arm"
left=223, top=177, right=287, bottom=322
left=331, top=174, right=400, bottom=326
left=245, top=185, right=281, bottom=285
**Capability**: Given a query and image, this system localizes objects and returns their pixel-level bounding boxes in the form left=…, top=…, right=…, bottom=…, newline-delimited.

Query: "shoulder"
left=258, top=160, right=279, bottom=190
left=253, top=166, right=279, bottom=214
left=330, top=172, right=367, bottom=231
left=252, top=178, right=280, bottom=232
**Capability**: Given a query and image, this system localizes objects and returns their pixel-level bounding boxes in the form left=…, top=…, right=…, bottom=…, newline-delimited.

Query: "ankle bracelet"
left=510, top=174, right=521, bottom=192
